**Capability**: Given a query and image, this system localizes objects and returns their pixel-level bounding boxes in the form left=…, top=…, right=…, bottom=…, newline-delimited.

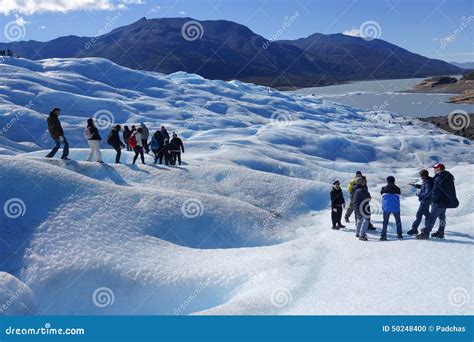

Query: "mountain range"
left=0, top=17, right=463, bottom=89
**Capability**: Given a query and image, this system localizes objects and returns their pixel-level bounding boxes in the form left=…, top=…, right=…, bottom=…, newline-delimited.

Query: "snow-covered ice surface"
left=0, top=57, right=473, bottom=315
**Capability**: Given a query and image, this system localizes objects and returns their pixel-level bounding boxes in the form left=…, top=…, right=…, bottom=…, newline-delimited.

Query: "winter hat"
left=333, top=180, right=340, bottom=185
left=433, top=163, right=445, bottom=170
left=114, top=124, right=121, bottom=130
left=87, top=118, right=94, bottom=127
left=50, top=107, right=61, bottom=115
left=356, top=171, right=362, bottom=176
left=386, top=176, right=395, bottom=184
left=419, top=169, right=429, bottom=178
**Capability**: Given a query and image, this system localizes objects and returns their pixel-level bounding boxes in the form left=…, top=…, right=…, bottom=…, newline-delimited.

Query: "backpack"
left=107, top=131, right=114, bottom=146
left=128, top=134, right=137, bottom=148
left=84, top=127, right=93, bottom=140
left=444, top=176, right=459, bottom=209
left=150, top=137, right=159, bottom=150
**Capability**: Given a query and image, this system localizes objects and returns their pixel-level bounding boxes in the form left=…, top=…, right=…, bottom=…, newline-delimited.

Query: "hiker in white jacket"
left=132, top=128, right=145, bottom=164
left=84, top=118, right=103, bottom=163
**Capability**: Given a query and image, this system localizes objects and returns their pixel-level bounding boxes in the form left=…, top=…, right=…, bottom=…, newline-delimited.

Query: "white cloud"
left=179, top=11, right=186, bottom=15
left=0, top=0, right=145, bottom=15
left=15, top=15, right=30, bottom=26
left=343, top=28, right=361, bottom=37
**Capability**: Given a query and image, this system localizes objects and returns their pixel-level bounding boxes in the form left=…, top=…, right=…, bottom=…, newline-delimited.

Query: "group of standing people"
left=329, top=165, right=459, bottom=241
left=45, top=107, right=185, bottom=166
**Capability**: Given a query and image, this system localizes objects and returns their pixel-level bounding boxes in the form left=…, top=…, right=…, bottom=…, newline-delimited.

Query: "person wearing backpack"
left=150, top=131, right=164, bottom=164
left=169, top=132, right=185, bottom=165
left=380, top=176, right=403, bottom=241
left=84, top=118, right=103, bottom=163
left=353, top=176, right=371, bottom=241
left=156, top=138, right=171, bottom=165
left=140, top=123, right=150, bottom=154
left=45, top=107, right=70, bottom=160
left=344, top=171, right=364, bottom=223
left=330, top=180, right=345, bottom=230
left=107, top=125, right=125, bottom=164
left=123, top=126, right=132, bottom=151
left=417, top=163, right=459, bottom=240
left=131, top=127, right=145, bottom=165
left=161, top=126, right=170, bottom=141
left=407, top=169, right=433, bottom=236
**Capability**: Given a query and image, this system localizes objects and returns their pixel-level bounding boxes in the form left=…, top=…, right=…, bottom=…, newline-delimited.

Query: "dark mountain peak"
left=0, top=17, right=462, bottom=88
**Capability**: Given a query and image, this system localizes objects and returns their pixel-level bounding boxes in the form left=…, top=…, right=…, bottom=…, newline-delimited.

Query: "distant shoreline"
left=420, top=114, right=474, bottom=141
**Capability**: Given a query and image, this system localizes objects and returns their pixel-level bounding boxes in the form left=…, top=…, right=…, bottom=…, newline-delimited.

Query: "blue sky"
left=0, top=0, right=473, bottom=62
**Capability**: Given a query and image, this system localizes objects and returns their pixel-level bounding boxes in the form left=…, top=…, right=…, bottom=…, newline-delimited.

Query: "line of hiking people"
left=330, top=166, right=459, bottom=241
left=45, top=107, right=185, bottom=165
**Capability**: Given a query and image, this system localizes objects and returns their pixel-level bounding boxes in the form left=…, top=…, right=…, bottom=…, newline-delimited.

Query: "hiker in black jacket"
left=123, top=126, right=132, bottom=151
left=330, top=180, right=346, bottom=229
left=169, top=132, right=185, bottom=165
left=417, top=163, right=459, bottom=240
left=45, top=107, right=70, bottom=160
left=107, top=125, right=125, bottom=164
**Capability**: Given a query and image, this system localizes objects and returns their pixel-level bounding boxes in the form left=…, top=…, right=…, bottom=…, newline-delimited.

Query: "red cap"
left=433, top=163, right=445, bottom=170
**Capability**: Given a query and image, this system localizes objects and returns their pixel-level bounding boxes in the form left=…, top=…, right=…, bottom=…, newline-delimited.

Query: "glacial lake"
left=291, top=78, right=474, bottom=118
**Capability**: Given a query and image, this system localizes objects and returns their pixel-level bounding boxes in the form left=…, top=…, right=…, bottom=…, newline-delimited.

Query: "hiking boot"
left=355, top=234, right=360, bottom=238
left=407, top=228, right=418, bottom=236
left=379, top=236, right=387, bottom=241
left=61, top=157, right=71, bottom=161
left=331, top=226, right=339, bottom=230
left=367, top=224, right=376, bottom=231
left=337, top=224, right=346, bottom=229
left=416, top=233, right=429, bottom=240
left=359, top=235, right=368, bottom=241
left=344, top=217, right=350, bottom=223
left=397, top=235, right=403, bottom=240
left=431, top=231, right=444, bottom=239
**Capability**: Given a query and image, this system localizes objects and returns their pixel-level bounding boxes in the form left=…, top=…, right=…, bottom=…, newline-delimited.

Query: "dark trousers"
left=133, top=146, right=145, bottom=164
left=113, top=145, right=121, bottom=163
left=423, top=203, right=446, bottom=234
left=142, top=139, right=149, bottom=153
left=381, top=211, right=403, bottom=238
left=156, top=148, right=170, bottom=165
left=171, top=151, right=182, bottom=165
left=412, top=201, right=430, bottom=230
left=46, top=137, right=69, bottom=159
left=331, top=205, right=343, bottom=227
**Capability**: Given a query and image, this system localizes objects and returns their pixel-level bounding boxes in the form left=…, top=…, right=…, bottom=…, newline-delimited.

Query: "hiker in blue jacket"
left=407, top=169, right=433, bottom=235
left=380, top=176, right=403, bottom=241
left=417, top=163, right=459, bottom=240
